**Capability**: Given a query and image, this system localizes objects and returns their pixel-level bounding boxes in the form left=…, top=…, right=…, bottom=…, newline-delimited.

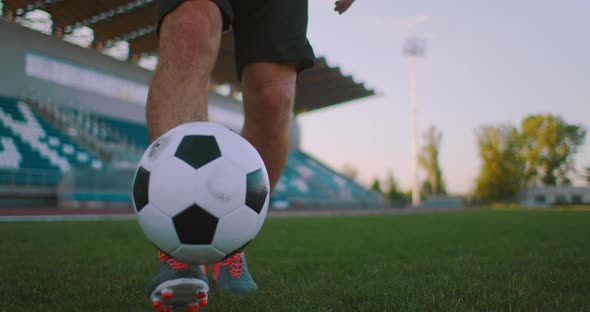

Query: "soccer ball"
left=132, top=122, right=270, bottom=265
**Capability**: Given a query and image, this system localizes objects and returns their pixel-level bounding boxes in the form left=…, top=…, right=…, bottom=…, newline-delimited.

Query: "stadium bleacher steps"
left=26, top=99, right=142, bottom=163
left=0, top=96, right=104, bottom=205
left=272, top=150, right=386, bottom=209
left=1, top=95, right=385, bottom=209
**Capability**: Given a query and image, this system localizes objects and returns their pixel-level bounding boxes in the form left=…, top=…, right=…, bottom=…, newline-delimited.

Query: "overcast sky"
left=300, top=0, right=590, bottom=193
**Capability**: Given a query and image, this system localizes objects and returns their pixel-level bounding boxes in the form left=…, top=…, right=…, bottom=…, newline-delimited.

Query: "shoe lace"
left=222, top=253, right=244, bottom=278
left=158, top=251, right=189, bottom=270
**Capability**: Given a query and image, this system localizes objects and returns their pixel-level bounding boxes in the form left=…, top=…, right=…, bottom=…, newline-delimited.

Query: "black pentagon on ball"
left=174, top=135, right=221, bottom=170
left=245, top=169, right=268, bottom=214
left=173, top=204, right=219, bottom=244
left=132, top=166, right=150, bottom=213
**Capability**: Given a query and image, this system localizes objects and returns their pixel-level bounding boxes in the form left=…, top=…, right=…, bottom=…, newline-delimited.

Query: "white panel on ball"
left=149, top=157, right=200, bottom=217
left=213, top=126, right=266, bottom=174
left=193, top=158, right=247, bottom=219
left=137, top=204, right=181, bottom=253
left=212, top=205, right=260, bottom=254
left=172, top=244, right=226, bottom=265
left=137, top=129, right=184, bottom=172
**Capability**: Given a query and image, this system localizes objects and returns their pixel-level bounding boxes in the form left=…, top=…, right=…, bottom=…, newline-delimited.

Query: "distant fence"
left=57, top=170, right=389, bottom=210
left=57, top=168, right=134, bottom=209
left=0, top=169, right=60, bottom=206
left=272, top=196, right=387, bottom=210
left=0, top=169, right=61, bottom=189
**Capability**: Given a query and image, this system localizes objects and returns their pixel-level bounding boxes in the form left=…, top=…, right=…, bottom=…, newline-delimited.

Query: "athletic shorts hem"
left=156, top=0, right=232, bottom=34
left=236, top=57, right=315, bottom=80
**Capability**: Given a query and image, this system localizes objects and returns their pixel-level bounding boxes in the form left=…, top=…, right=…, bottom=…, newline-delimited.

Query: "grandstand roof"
left=3, top=0, right=375, bottom=114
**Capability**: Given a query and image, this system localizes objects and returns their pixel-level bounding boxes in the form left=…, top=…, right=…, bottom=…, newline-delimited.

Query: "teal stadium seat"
left=272, top=151, right=383, bottom=208
left=1, top=95, right=382, bottom=207
left=94, top=115, right=150, bottom=148
left=82, top=115, right=381, bottom=207
left=0, top=96, right=103, bottom=187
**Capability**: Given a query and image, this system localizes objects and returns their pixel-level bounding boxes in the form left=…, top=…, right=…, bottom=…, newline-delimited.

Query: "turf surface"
left=1, top=209, right=589, bottom=311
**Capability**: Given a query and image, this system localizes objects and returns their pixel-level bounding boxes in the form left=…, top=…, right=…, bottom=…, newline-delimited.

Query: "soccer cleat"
left=147, top=251, right=210, bottom=311
left=211, top=252, right=258, bottom=294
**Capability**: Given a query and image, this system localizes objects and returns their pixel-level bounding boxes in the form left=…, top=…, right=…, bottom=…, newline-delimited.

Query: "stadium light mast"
left=403, top=38, right=426, bottom=207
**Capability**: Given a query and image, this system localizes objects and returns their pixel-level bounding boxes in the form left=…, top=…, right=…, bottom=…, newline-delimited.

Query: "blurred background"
left=0, top=0, right=588, bottom=215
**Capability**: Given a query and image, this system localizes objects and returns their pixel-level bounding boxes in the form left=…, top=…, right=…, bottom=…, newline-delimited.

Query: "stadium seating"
left=87, top=114, right=382, bottom=207
left=1, top=96, right=383, bottom=208
left=273, top=150, right=384, bottom=208
left=0, top=96, right=103, bottom=187
left=94, top=114, right=150, bottom=148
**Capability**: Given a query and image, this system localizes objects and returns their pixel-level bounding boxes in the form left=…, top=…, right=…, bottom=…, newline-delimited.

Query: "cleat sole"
left=150, top=278, right=208, bottom=310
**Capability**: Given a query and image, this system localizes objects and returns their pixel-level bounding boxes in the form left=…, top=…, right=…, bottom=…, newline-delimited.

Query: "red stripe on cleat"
left=199, top=299, right=208, bottom=307
left=187, top=304, right=200, bottom=312
left=211, top=263, right=221, bottom=281
left=152, top=300, right=163, bottom=308
left=161, top=292, right=173, bottom=299
left=196, top=292, right=207, bottom=299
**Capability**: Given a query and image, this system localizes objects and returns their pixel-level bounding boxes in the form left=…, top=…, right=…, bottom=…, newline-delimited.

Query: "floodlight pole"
left=410, top=57, right=419, bottom=207
left=403, top=38, right=426, bottom=208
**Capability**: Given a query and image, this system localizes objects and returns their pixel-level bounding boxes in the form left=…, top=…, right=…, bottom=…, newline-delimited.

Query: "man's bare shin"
left=241, top=63, right=297, bottom=192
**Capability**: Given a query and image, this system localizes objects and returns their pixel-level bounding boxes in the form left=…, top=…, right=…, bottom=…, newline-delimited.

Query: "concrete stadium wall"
left=0, top=19, right=150, bottom=122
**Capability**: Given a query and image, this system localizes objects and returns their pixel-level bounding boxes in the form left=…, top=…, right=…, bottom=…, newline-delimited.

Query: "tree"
left=383, top=171, right=405, bottom=203
left=419, top=126, right=446, bottom=195
left=520, top=114, right=586, bottom=186
left=474, top=125, right=524, bottom=201
left=421, top=180, right=438, bottom=198
left=370, top=178, right=382, bottom=193
left=340, top=162, right=358, bottom=181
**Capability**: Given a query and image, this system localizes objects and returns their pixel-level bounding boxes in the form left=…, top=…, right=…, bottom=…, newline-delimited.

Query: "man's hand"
left=334, top=0, right=355, bottom=14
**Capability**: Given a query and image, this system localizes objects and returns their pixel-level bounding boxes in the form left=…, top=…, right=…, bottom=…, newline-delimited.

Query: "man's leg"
left=146, top=0, right=223, bottom=142
left=145, top=1, right=222, bottom=310
left=211, top=62, right=297, bottom=294
left=241, top=63, right=297, bottom=192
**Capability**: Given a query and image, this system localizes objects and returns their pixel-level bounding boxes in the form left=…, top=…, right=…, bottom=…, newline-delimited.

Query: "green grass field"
left=1, top=209, right=589, bottom=311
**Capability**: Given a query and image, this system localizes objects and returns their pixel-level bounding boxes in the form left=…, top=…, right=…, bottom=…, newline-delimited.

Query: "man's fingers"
left=334, top=0, right=353, bottom=14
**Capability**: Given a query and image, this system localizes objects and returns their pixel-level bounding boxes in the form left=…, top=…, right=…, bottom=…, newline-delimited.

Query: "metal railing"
left=25, top=98, right=143, bottom=161
left=0, top=169, right=61, bottom=195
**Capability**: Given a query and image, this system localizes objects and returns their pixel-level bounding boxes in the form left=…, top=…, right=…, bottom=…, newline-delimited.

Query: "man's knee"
left=159, top=0, right=222, bottom=61
left=244, top=81, right=296, bottom=127
left=242, top=64, right=297, bottom=125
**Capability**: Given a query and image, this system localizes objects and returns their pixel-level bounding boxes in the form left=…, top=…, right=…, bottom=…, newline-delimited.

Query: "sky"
left=299, top=0, right=590, bottom=194
left=4, top=0, right=589, bottom=194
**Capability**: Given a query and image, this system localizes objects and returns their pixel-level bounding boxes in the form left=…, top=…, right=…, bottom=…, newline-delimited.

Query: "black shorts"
left=157, top=0, right=316, bottom=78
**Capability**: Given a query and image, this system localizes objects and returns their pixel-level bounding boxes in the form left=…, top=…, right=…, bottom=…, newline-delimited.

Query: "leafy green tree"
left=520, top=114, right=586, bottom=185
left=419, top=126, right=446, bottom=195
left=370, top=178, right=382, bottom=193
left=420, top=180, right=442, bottom=198
left=474, top=125, right=524, bottom=201
left=383, top=171, right=405, bottom=202
left=340, top=162, right=358, bottom=181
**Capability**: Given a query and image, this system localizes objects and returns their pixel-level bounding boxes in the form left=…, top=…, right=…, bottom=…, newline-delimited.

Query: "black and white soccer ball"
left=132, top=122, right=270, bottom=265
